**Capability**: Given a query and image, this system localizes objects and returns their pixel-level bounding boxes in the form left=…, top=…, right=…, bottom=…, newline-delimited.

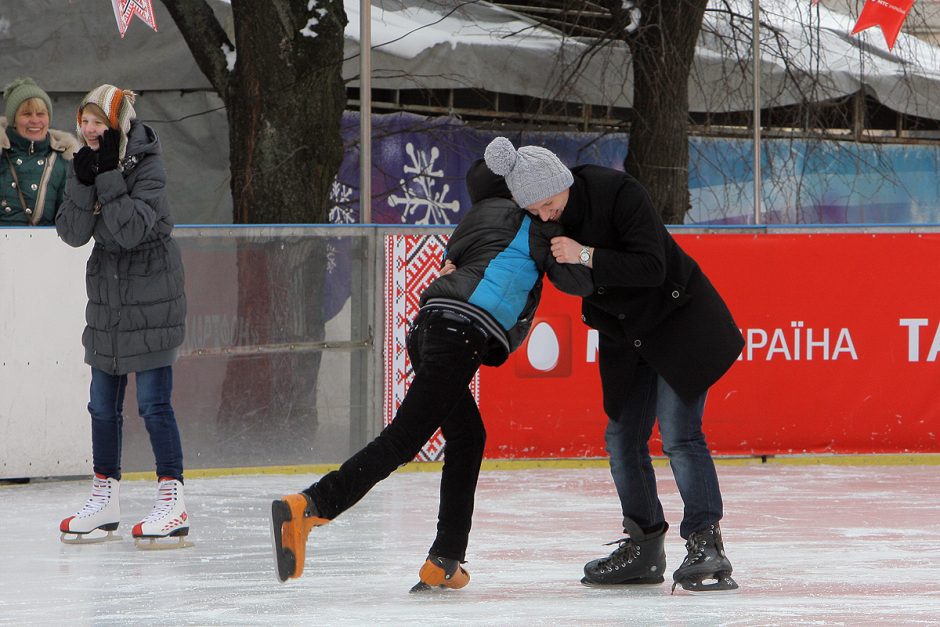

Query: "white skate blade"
left=671, top=575, right=739, bottom=595
left=134, top=535, right=194, bottom=551
left=580, top=578, right=665, bottom=589
left=60, top=529, right=122, bottom=545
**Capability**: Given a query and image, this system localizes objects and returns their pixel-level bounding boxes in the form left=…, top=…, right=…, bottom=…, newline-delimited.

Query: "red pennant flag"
left=111, top=0, right=158, bottom=38
left=851, top=0, right=914, bottom=50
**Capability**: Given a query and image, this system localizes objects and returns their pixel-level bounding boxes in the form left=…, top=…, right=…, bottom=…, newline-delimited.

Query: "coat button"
left=634, top=339, right=642, bottom=348
left=30, top=183, right=38, bottom=191
left=597, top=287, right=606, bottom=295
left=581, top=314, right=586, bottom=322
left=672, top=290, right=680, bottom=298
left=37, top=159, right=45, bottom=165
left=617, top=313, right=625, bottom=320
left=15, top=158, right=22, bottom=165
left=3, top=206, right=10, bottom=213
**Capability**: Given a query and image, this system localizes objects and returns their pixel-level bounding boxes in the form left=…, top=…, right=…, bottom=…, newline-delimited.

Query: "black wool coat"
left=560, top=165, right=744, bottom=400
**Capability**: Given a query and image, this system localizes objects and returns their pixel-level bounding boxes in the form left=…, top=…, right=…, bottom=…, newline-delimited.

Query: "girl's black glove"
left=73, top=147, right=97, bottom=186
left=96, top=128, right=121, bottom=173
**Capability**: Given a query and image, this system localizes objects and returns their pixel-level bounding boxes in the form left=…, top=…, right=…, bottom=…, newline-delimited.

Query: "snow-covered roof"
left=343, top=0, right=940, bottom=120
left=3, top=0, right=939, bottom=120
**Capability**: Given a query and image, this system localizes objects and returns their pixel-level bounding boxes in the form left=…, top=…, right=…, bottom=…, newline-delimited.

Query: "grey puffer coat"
left=56, top=120, right=186, bottom=375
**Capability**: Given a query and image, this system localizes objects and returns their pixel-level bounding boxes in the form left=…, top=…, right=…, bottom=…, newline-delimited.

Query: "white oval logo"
left=527, top=322, right=560, bottom=372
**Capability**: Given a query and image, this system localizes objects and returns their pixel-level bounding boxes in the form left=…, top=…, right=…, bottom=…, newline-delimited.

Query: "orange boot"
left=271, top=493, right=329, bottom=582
left=409, top=555, right=471, bottom=592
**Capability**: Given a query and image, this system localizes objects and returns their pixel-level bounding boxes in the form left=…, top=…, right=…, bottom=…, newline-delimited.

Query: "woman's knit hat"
left=484, top=137, right=573, bottom=209
left=3, top=77, right=53, bottom=122
left=77, top=84, right=137, bottom=158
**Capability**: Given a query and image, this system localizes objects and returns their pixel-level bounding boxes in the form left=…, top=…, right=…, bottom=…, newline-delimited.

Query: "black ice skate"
left=671, top=523, right=738, bottom=594
left=581, top=519, right=668, bottom=586
left=409, top=555, right=470, bottom=593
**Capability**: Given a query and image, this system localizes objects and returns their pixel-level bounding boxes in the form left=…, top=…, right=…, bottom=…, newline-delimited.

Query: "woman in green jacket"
left=1, top=78, right=78, bottom=225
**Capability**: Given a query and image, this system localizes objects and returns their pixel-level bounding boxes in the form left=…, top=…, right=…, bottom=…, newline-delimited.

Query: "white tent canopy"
left=343, top=0, right=940, bottom=119
left=4, top=0, right=939, bottom=117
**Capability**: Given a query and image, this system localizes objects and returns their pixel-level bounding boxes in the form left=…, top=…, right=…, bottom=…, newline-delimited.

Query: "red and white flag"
left=111, top=0, right=158, bottom=38
left=851, top=0, right=915, bottom=50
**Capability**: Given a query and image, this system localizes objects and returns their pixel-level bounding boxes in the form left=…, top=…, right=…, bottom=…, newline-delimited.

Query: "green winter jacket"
left=0, top=118, right=78, bottom=226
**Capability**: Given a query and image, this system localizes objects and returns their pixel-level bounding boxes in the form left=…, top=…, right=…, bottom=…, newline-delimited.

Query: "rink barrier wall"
left=2, top=225, right=939, bottom=479
left=106, top=452, right=940, bottom=483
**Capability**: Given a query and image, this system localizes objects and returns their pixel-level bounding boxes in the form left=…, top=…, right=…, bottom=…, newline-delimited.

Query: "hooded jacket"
left=55, top=119, right=186, bottom=375
left=419, top=159, right=593, bottom=366
left=1, top=118, right=78, bottom=225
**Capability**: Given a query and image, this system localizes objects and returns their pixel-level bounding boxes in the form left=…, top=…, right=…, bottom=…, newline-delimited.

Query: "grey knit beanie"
left=484, top=137, right=573, bottom=208
left=3, top=77, right=53, bottom=122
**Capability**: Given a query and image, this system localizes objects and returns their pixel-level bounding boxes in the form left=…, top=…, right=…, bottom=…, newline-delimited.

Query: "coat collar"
left=560, top=173, right=587, bottom=229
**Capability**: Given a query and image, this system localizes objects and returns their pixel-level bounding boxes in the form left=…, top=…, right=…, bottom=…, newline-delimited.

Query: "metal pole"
left=360, top=0, right=372, bottom=224
left=752, top=0, right=761, bottom=225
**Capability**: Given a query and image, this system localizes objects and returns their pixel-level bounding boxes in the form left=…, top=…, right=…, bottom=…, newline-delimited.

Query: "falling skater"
left=271, top=150, right=593, bottom=590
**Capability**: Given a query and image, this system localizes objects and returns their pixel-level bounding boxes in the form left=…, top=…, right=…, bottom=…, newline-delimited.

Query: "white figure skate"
left=133, top=477, right=193, bottom=550
left=59, top=474, right=122, bottom=544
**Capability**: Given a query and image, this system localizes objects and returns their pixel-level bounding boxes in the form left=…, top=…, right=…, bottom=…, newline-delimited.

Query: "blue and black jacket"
left=419, top=159, right=593, bottom=367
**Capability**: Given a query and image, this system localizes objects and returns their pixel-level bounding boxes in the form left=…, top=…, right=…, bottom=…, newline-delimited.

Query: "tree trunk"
left=159, top=1, right=348, bottom=461
left=624, top=0, right=708, bottom=224
left=226, top=1, right=346, bottom=224
left=162, top=0, right=347, bottom=224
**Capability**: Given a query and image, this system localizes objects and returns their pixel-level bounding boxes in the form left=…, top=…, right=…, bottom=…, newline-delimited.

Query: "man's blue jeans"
left=89, top=366, right=184, bottom=481
left=600, top=344, right=723, bottom=539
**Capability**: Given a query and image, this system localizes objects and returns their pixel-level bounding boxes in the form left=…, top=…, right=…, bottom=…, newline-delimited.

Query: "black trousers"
left=306, top=308, right=488, bottom=561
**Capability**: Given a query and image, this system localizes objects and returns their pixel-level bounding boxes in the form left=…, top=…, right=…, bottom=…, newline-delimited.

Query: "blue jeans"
left=89, top=366, right=184, bottom=481
left=307, top=307, right=489, bottom=562
left=599, top=341, right=723, bottom=539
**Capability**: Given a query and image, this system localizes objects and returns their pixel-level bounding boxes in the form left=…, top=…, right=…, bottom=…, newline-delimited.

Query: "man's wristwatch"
left=578, top=246, right=591, bottom=265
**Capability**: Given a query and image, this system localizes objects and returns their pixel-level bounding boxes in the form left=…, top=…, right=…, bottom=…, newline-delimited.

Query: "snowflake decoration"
left=325, top=241, right=337, bottom=274
left=387, top=143, right=461, bottom=225
left=329, top=179, right=356, bottom=224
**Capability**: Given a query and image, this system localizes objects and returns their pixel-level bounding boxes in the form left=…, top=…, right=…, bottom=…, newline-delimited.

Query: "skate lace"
left=598, top=537, right=641, bottom=569
left=681, top=533, right=708, bottom=567
left=141, top=482, right=178, bottom=523
left=76, top=478, right=112, bottom=517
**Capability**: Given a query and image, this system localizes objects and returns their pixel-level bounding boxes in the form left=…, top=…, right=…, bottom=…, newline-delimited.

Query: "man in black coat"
left=482, top=137, right=744, bottom=593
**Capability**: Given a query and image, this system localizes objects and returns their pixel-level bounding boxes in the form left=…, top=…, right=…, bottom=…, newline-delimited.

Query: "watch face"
left=579, top=250, right=590, bottom=263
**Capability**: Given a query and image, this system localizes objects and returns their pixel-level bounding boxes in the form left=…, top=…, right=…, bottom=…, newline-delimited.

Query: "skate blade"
left=409, top=581, right=434, bottom=593
left=134, top=535, right=194, bottom=551
left=409, top=581, right=463, bottom=594
left=271, top=499, right=296, bottom=583
left=671, top=575, right=739, bottom=595
left=60, top=529, right=122, bottom=545
left=580, top=576, right=665, bottom=588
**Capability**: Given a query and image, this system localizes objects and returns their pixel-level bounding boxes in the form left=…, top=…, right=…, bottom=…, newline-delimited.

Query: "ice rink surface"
left=1, top=463, right=939, bottom=626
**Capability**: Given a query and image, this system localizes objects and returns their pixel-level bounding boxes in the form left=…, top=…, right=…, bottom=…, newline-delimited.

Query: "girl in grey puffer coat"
left=56, top=86, right=190, bottom=548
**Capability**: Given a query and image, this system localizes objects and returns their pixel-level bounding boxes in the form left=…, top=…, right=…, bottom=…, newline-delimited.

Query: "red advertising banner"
left=478, top=232, right=940, bottom=457
left=386, top=232, right=940, bottom=459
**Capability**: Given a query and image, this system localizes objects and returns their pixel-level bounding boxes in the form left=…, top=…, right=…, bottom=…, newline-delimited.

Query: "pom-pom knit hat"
left=484, top=137, right=573, bottom=209
left=77, top=84, right=137, bottom=159
left=3, top=77, right=53, bottom=122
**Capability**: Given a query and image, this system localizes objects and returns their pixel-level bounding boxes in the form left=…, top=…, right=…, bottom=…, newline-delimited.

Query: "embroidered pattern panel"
left=383, top=233, right=480, bottom=462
